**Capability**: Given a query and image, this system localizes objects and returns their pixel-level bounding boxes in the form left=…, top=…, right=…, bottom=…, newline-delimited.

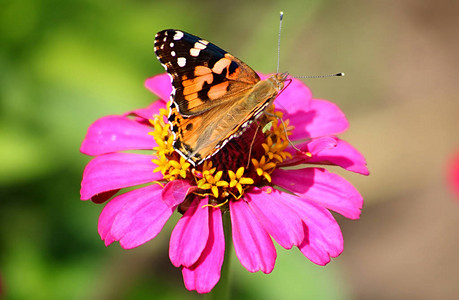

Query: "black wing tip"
left=155, top=29, right=190, bottom=37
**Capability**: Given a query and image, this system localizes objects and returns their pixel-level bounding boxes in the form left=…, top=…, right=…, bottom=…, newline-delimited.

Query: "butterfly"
left=154, top=29, right=288, bottom=166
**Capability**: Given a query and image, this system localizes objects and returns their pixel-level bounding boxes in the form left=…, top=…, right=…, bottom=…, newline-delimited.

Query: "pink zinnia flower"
left=80, top=73, right=368, bottom=293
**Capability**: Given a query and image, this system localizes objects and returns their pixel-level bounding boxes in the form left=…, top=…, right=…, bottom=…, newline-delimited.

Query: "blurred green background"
left=1, top=0, right=458, bottom=299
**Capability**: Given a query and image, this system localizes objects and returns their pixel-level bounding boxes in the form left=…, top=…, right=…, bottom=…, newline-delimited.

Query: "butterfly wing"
left=154, top=29, right=275, bottom=166
left=154, top=29, right=260, bottom=116
left=168, top=87, right=276, bottom=166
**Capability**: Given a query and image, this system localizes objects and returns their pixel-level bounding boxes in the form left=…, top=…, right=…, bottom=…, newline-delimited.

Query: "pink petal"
left=125, top=101, right=166, bottom=120
left=247, top=188, right=305, bottom=249
left=286, top=136, right=338, bottom=155
left=182, top=208, right=225, bottom=294
left=169, top=197, right=210, bottom=268
left=162, top=180, right=197, bottom=208
left=272, top=168, right=363, bottom=219
left=283, top=137, right=369, bottom=175
left=145, top=73, right=172, bottom=101
left=80, top=153, right=162, bottom=200
left=103, top=231, right=116, bottom=246
left=280, top=137, right=338, bottom=168
left=230, top=199, right=276, bottom=273
left=98, top=184, right=174, bottom=248
left=275, top=77, right=313, bottom=113
left=308, top=138, right=369, bottom=175
left=282, top=195, right=343, bottom=265
left=287, top=99, right=349, bottom=141
left=98, top=194, right=124, bottom=246
left=80, top=116, right=156, bottom=156
left=304, top=136, right=338, bottom=154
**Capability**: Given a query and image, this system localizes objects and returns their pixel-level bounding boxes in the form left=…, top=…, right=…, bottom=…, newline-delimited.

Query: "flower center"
left=151, top=103, right=293, bottom=208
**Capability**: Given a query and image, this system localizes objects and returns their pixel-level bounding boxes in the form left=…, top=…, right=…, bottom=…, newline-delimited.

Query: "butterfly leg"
left=264, top=111, right=311, bottom=157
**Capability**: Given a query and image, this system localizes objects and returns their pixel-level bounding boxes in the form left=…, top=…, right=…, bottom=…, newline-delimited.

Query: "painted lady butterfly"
left=154, top=29, right=288, bottom=166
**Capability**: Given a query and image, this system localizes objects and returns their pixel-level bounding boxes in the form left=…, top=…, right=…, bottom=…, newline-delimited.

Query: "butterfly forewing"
left=154, top=29, right=282, bottom=166
left=154, top=29, right=260, bottom=116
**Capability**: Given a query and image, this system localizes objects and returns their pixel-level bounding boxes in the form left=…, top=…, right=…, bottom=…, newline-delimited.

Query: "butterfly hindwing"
left=154, top=29, right=260, bottom=116
left=168, top=90, right=273, bottom=165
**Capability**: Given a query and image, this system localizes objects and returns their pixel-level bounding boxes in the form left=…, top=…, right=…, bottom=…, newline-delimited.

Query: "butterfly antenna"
left=294, top=72, right=345, bottom=79
left=277, top=11, right=284, bottom=74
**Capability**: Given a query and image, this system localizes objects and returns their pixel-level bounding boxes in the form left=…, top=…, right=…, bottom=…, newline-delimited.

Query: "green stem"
left=205, top=211, right=232, bottom=300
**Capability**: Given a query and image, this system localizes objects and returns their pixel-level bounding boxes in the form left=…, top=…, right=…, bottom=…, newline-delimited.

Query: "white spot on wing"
left=173, top=31, right=184, bottom=40
left=190, top=48, right=200, bottom=57
left=170, top=42, right=174, bottom=48
left=189, top=42, right=206, bottom=57
left=177, top=57, right=186, bottom=67
left=171, top=51, right=176, bottom=56
left=194, top=42, right=207, bottom=50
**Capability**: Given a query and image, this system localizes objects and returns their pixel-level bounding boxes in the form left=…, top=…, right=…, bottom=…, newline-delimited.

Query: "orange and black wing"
left=154, top=29, right=265, bottom=165
left=154, top=29, right=260, bottom=116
